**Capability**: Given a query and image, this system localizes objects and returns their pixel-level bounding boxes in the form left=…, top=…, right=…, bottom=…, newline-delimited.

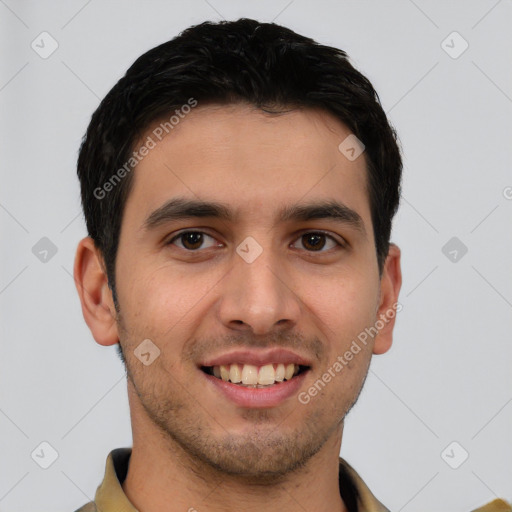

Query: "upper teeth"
left=212, top=363, right=299, bottom=385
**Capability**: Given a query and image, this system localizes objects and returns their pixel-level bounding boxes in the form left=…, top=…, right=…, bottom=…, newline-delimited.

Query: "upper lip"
left=199, top=348, right=313, bottom=368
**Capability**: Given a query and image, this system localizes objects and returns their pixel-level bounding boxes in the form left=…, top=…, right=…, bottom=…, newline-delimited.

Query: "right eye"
left=167, top=230, right=221, bottom=251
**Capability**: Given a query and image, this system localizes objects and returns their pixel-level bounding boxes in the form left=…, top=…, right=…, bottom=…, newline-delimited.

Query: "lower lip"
left=200, top=369, right=309, bottom=408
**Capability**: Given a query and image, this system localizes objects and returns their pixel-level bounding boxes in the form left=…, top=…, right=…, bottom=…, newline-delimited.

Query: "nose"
left=217, top=244, right=302, bottom=335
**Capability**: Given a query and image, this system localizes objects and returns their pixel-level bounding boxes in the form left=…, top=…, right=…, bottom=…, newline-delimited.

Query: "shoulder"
left=471, top=498, right=512, bottom=511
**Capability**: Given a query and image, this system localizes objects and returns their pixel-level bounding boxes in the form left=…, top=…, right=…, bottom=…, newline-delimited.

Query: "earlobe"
left=73, top=236, right=119, bottom=346
left=372, top=243, right=402, bottom=355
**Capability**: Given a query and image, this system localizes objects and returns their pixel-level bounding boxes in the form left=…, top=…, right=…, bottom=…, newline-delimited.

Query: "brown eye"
left=293, top=232, right=340, bottom=252
left=168, top=231, right=217, bottom=251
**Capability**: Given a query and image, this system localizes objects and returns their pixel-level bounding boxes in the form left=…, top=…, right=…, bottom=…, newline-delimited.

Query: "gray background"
left=1, top=1, right=511, bottom=511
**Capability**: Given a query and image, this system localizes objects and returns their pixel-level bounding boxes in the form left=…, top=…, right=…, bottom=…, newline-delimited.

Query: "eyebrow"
left=142, top=197, right=366, bottom=236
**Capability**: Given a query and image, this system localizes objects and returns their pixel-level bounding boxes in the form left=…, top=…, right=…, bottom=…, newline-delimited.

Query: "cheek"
left=302, top=269, right=379, bottom=336
left=118, top=262, right=220, bottom=339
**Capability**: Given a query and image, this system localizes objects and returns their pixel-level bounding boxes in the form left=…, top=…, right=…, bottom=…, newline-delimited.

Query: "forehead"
left=124, top=103, right=371, bottom=232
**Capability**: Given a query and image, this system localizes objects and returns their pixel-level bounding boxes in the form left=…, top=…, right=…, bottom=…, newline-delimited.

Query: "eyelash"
left=166, top=230, right=345, bottom=253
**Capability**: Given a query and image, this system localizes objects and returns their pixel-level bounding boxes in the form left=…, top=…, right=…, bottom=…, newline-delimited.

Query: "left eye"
left=291, top=232, right=340, bottom=252
left=168, top=231, right=340, bottom=252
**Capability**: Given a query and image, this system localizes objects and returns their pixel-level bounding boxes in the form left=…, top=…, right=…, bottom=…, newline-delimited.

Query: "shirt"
left=73, top=448, right=511, bottom=512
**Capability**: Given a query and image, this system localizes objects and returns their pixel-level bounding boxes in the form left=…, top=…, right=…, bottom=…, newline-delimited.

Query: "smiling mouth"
left=200, top=363, right=310, bottom=388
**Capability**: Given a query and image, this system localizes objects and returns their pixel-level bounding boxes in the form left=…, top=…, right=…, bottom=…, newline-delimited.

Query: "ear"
left=73, top=236, right=119, bottom=346
left=372, top=243, right=402, bottom=355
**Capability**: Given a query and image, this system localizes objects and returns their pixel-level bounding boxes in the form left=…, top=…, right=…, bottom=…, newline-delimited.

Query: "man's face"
left=112, top=103, right=390, bottom=479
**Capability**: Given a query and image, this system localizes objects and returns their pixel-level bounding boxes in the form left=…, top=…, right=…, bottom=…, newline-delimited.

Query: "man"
left=72, top=18, right=510, bottom=512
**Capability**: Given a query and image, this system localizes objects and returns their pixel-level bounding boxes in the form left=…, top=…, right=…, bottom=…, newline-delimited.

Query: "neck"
left=122, top=385, right=348, bottom=512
